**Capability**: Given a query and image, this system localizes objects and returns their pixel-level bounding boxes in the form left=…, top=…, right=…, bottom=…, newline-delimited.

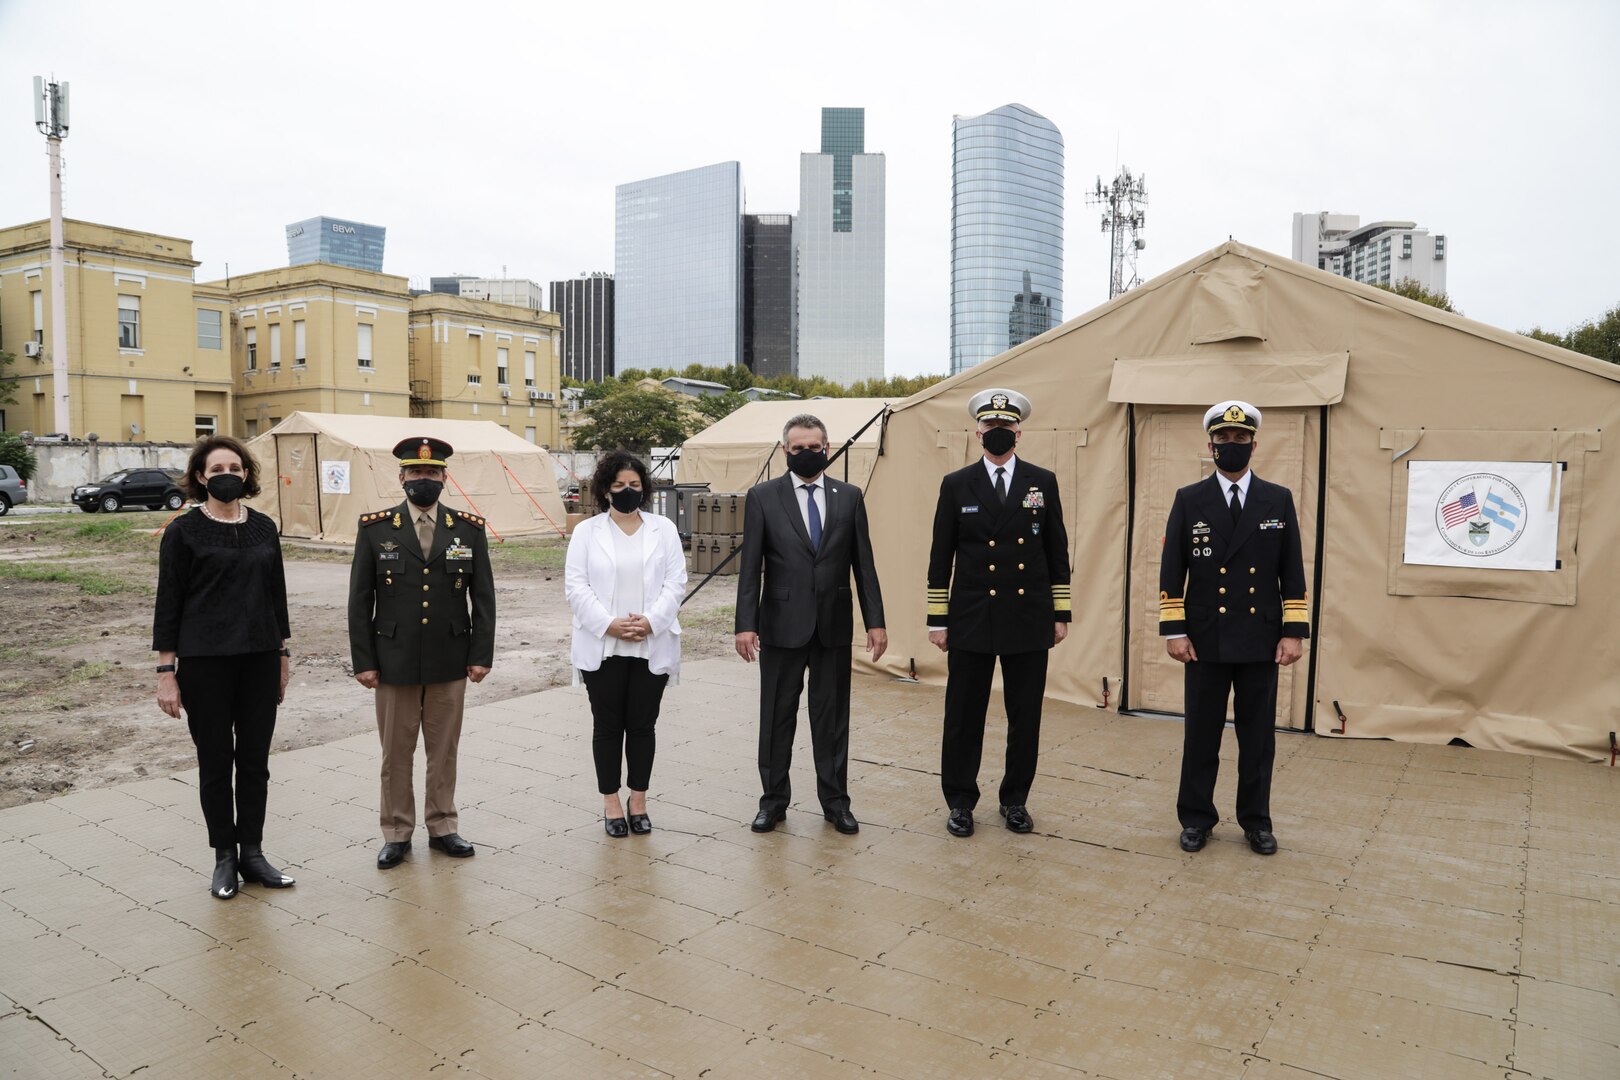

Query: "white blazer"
left=565, top=512, right=687, bottom=684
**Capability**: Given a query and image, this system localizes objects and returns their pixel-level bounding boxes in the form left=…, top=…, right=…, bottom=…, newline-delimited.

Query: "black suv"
left=72, top=469, right=188, bottom=513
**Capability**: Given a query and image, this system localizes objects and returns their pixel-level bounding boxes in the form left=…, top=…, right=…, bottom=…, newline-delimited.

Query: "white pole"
left=47, top=132, right=71, bottom=435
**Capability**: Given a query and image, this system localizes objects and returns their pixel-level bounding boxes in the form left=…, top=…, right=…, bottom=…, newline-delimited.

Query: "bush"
left=0, top=433, right=37, bottom=482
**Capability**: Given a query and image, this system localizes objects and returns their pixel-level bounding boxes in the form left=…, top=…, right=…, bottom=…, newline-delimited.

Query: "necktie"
left=994, top=467, right=1007, bottom=503
left=803, top=485, right=821, bottom=552
left=417, top=512, right=435, bottom=557
left=1229, top=483, right=1242, bottom=524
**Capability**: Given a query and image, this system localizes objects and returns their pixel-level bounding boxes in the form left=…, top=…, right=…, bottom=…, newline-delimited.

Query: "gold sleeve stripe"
left=927, top=603, right=950, bottom=615
left=1053, top=599, right=1072, bottom=612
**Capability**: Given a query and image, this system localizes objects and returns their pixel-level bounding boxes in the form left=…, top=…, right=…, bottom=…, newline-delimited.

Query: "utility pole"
left=1089, top=168, right=1148, bottom=300
left=33, top=76, right=71, bottom=435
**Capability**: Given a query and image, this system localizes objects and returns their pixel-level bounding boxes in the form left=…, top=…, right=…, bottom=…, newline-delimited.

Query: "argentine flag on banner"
left=1404, top=460, right=1561, bottom=571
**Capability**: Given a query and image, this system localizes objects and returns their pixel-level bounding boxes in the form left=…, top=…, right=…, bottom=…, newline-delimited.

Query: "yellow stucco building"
left=408, top=294, right=563, bottom=447
left=0, top=220, right=232, bottom=440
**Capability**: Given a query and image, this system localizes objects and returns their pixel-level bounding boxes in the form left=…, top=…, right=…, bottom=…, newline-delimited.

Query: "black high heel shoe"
left=628, top=813, right=652, bottom=834
left=210, top=846, right=238, bottom=899
left=603, top=816, right=629, bottom=838
left=237, top=844, right=296, bottom=888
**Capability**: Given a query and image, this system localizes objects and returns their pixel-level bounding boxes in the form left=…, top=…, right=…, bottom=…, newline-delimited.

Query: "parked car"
left=71, top=469, right=188, bottom=513
left=0, top=464, right=28, bottom=515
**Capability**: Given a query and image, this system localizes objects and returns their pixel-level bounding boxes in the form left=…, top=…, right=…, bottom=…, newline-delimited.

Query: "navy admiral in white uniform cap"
left=927, top=388, right=1072, bottom=838
left=1159, top=400, right=1309, bottom=856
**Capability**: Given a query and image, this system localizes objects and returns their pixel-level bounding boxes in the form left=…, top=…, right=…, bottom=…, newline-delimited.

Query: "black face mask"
left=981, top=427, right=1017, bottom=457
left=786, top=448, right=828, bottom=479
left=205, top=474, right=245, bottom=503
left=403, top=478, right=444, bottom=507
left=609, top=487, right=643, bottom=514
left=1211, top=441, right=1254, bottom=473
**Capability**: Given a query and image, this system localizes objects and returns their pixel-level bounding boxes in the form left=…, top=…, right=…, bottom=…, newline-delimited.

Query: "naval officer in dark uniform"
left=927, top=389, right=1071, bottom=837
left=1159, top=401, right=1308, bottom=856
left=349, top=436, right=496, bottom=868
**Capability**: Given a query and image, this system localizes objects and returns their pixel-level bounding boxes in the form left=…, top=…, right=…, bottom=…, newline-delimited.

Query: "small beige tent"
left=860, top=241, right=1619, bottom=763
left=244, top=412, right=566, bottom=543
left=679, top=398, right=894, bottom=493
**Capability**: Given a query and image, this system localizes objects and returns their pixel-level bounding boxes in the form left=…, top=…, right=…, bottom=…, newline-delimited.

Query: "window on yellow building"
left=246, top=327, right=257, bottom=370
left=497, top=346, right=509, bottom=386
left=358, top=324, right=374, bottom=369
left=32, top=291, right=44, bottom=345
left=195, top=415, right=217, bottom=438
left=525, top=350, right=536, bottom=387
left=467, top=373, right=481, bottom=386
left=269, top=324, right=282, bottom=369
left=196, top=309, right=223, bottom=350
left=117, top=295, right=141, bottom=350
left=294, top=320, right=307, bottom=365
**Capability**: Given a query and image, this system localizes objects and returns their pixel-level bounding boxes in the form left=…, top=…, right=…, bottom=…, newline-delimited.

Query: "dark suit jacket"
left=734, top=473, right=885, bottom=649
left=927, top=458, right=1072, bottom=655
left=1158, top=473, right=1309, bottom=664
left=348, top=501, right=497, bottom=685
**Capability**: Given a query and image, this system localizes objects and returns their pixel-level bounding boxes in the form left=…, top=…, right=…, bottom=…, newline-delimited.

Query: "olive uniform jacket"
left=1157, top=473, right=1309, bottom=664
left=926, top=458, right=1072, bottom=655
left=348, top=501, right=497, bottom=685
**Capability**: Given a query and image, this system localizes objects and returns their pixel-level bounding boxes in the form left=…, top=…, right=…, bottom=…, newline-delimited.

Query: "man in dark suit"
left=735, top=413, right=887, bottom=835
left=1159, top=401, right=1309, bottom=856
left=349, top=436, right=497, bottom=868
left=927, top=389, right=1071, bottom=838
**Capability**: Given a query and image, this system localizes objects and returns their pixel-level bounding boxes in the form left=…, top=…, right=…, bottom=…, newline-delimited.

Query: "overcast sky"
left=4, top=0, right=1616, bottom=377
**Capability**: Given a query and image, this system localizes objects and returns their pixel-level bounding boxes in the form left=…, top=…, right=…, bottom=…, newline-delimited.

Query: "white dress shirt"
left=982, top=454, right=1019, bottom=495
left=604, top=517, right=649, bottom=659
left=796, top=476, right=827, bottom=537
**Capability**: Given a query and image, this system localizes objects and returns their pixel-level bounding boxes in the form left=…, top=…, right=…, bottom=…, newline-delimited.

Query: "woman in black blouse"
left=153, top=435, right=295, bottom=899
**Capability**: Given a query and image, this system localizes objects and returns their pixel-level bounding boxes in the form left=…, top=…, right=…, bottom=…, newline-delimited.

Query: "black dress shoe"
left=750, top=808, right=786, bottom=833
left=238, top=844, right=296, bottom=887
left=1245, top=830, right=1278, bottom=855
left=946, top=809, right=974, bottom=837
left=377, top=840, right=411, bottom=868
left=428, top=832, right=475, bottom=857
left=628, top=814, right=652, bottom=835
left=824, top=809, right=859, bottom=834
left=210, top=846, right=238, bottom=899
left=999, top=805, right=1034, bottom=833
left=603, top=816, right=629, bottom=838
left=1179, top=827, right=1210, bottom=852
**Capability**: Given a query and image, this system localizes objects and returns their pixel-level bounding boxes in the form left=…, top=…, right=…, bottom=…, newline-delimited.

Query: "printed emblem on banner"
left=1435, top=473, right=1526, bottom=557
left=1022, top=488, right=1045, bottom=509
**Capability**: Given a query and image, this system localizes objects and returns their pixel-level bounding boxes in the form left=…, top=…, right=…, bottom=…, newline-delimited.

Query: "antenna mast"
left=33, top=76, right=72, bottom=435
left=1089, top=168, right=1148, bottom=300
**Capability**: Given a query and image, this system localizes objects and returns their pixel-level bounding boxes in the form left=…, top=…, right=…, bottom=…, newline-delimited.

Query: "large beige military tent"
left=679, top=398, right=894, bottom=493
left=860, top=241, right=1618, bottom=763
left=245, top=412, right=566, bottom=544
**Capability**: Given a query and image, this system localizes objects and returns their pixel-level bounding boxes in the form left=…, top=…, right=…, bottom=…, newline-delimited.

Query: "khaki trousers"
left=375, top=679, right=467, bottom=841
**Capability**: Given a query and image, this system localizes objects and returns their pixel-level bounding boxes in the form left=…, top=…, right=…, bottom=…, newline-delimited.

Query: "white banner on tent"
left=1404, top=460, right=1560, bottom=571
left=321, top=460, right=351, bottom=495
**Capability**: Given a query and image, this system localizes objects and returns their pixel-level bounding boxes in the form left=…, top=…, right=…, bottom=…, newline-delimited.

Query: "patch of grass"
left=682, top=603, right=737, bottom=632
left=64, top=662, right=113, bottom=684
left=0, top=562, right=144, bottom=595
left=0, top=679, right=26, bottom=693
left=0, top=512, right=164, bottom=554
left=491, top=539, right=569, bottom=572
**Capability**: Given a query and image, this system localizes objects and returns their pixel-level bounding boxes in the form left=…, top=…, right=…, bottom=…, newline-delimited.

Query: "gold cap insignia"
left=418, top=441, right=432, bottom=460
left=991, top=393, right=1009, bottom=411
left=1224, top=405, right=1246, bottom=423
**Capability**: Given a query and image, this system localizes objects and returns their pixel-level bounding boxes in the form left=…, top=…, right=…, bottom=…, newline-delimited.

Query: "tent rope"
left=445, top=472, right=504, bottom=543
left=491, top=452, right=567, bottom=539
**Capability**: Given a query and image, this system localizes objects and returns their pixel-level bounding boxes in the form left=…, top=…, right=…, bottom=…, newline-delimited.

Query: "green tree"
left=1521, top=327, right=1567, bottom=348
left=1373, top=279, right=1459, bottom=314
left=573, top=389, right=694, bottom=452
left=1520, top=304, right=1620, bottom=365
left=0, top=349, right=17, bottom=407
left=694, top=389, right=748, bottom=424
left=0, top=432, right=37, bottom=482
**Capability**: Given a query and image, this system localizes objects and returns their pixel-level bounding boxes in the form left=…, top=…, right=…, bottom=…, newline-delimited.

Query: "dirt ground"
left=0, top=509, right=741, bottom=808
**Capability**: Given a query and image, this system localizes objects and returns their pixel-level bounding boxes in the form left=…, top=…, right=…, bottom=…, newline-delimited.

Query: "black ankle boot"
left=238, top=844, right=295, bottom=888
left=210, top=846, right=238, bottom=899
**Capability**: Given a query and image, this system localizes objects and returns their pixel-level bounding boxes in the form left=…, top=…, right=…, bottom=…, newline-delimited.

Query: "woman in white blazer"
left=565, top=450, right=687, bottom=837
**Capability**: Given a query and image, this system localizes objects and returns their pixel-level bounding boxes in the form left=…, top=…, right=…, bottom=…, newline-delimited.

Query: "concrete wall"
left=27, top=440, right=192, bottom=501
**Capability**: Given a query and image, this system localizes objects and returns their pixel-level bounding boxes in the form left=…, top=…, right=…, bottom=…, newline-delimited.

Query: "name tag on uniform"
left=1022, top=488, right=1045, bottom=509
left=446, top=544, right=473, bottom=560
left=378, top=551, right=401, bottom=561
left=1259, top=519, right=1286, bottom=530
left=961, top=505, right=980, bottom=514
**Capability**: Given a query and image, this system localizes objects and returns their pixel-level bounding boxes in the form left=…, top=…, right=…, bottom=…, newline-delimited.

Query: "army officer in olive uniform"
left=927, top=388, right=1072, bottom=838
left=349, top=436, right=496, bottom=868
left=1159, top=401, right=1308, bottom=857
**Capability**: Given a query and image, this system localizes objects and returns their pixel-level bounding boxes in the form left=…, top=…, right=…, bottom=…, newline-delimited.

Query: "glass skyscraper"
left=950, top=104, right=1064, bottom=374
left=615, top=162, right=743, bottom=371
left=797, top=107, right=884, bottom=386
left=549, top=273, right=615, bottom=383
left=285, top=216, right=386, bottom=272
left=743, top=214, right=795, bottom=378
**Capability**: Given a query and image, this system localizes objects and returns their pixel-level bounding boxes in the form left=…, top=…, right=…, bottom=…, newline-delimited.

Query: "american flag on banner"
left=1441, top=490, right=1478, bottom=528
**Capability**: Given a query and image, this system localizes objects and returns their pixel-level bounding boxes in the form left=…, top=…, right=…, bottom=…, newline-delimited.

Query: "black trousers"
left=176, top=652, right=280, bottom=849
left=941, top=647, right=1048, bottom=811
left=1178, top=659, right=1279, bottom=833
left=757, top=639, right=852, bottom=814
left=582, top=657, right=668, bottom=794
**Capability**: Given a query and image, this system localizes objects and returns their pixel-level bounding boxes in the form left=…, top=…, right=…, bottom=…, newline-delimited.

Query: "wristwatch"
left=155, top=664, right=177, bottom=673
